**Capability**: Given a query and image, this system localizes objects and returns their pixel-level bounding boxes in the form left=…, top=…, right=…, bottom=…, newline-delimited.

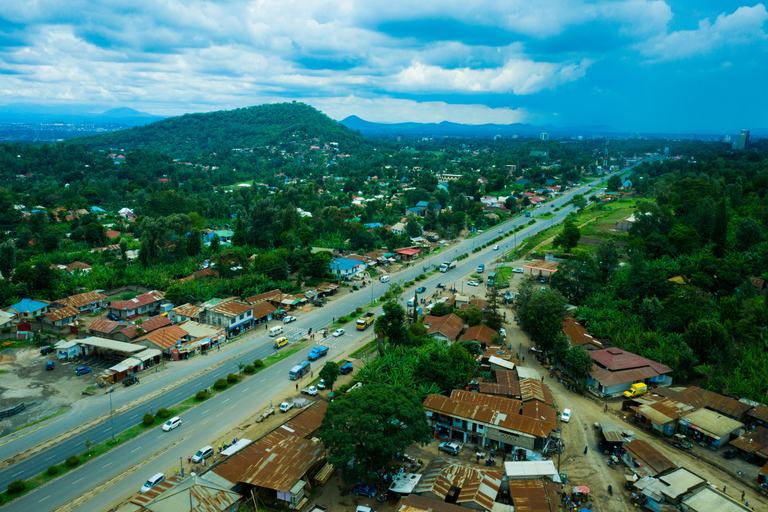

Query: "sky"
left=0, top=0, right=766, bottom=132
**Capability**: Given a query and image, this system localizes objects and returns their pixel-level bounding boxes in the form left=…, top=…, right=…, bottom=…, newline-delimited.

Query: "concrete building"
left=732, top=129, right=750, bottom=151
left=540, top=133, right=549, bottom=141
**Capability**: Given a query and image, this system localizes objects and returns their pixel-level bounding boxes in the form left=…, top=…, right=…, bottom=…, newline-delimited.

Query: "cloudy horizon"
left=0, top=1, right=766, bottom=131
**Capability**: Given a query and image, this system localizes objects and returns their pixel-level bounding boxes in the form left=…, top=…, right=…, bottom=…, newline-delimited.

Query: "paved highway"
left=0, top=172, right=633, bottom=511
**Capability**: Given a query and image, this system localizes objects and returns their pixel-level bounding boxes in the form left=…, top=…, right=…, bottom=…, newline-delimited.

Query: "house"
left=134, top=325, right=189, bottom=354
left=561, top=317, right=603, bottom=350
left=328, top=258, right=364, bottom=279
left=43, top=306, right=79, bottom=327
left=244, top=289, right=284, bottom=308
left=519, top=378, right=555, bottom=407
left=114, top=316, right=172, bottom=343
left=587, top=347, right=673, bottom=397
left=7, top=299, right=50, bottom=321
left=126, top=474, right=241, bottom=512
left=66, top=261, right=93, bottom=273
left=423, top=314, right=464, bottom=343
left=391, top=222, right=406, bottom=235
left=655, top=386, right=753, bottom=421
left=108, top=291, right=165, bottom=320
left=88, top=319, right=127, bottom=338
left=396, top=248, right=421, bottom=261
left=747, top=405, right=768, bottom=427
left=413, top=458, right=503, bottom=511
left=622, top=439, right=677, bottom=478
left=461, top=325, right=498, bottom=348
left=175, top=321, right=226, bottom=354
left=55, top=291, right=107, bottom=313
left=681, top=487, right=750, bottom=512
left=678, top=408, right=743, bottom=448
left=629, top=394, right=694, bottom=436
left=632, top=468, right=707, bottom=508
left=0, top=310, right=13, bottom=329
left=424, top=390, right=552, bottom=455
left=251, top=301, right=277, bottom=325
left=477, top=369, right=521, bottom=399
left=201, top=301, right=253, bottom=336
left=167, top=304, right=202, bottom=324
left=506, top=478, right=563, bottom=511
left=729, top=426, right=768, bottom=463
left=393, top=495, right=466, bottom=512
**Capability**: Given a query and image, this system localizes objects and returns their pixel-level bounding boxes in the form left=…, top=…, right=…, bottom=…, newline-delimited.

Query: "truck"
left=356, top=312, right=375, bottom=331
left=301, top=385, right=318, bottom=396
left=440, top=260, right=457, bottom=272
left=622, top=382, right=648, bottom=399
left=289, top=361, right=311, bottom=380
left=307, top=345, right=329, bottom=361
left=477, top=264, right=484, bottom=273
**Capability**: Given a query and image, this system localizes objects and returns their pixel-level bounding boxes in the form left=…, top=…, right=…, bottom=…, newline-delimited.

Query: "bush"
left=214, top=378, right=228, bottom=390
left=156, top=408, right=171, bottom=419
left=243, top=365, right=255, bottom=374
left=7, top=479, right=25, bottom=494
left=226, top=373, right=239, bottom=384
left=46, top=465, right=59, bottom=476
left=355, top=307, right=363, bottom=315
left=195, top=390, right=208, bottom=401
left=142, top=413, right=155, bottom=426
left=337, top=315, right=348, bottom=323
left=253, top=359, right=264, bottom=368
left=419, top=274, right=426, bottom=280
left=66, top=455, right=80, bottom=467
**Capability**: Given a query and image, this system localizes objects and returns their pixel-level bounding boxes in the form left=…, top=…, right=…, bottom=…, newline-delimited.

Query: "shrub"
left=226, top=373, right=239, bottom=384
left=383, top=292, right=391, bottom=299
left=355, top=307, right=363, bottom=315
left=46, top=465, right=59, bottom=476
left=214, top=378, right=228, bottom=390
left=142, top=413, right=155, bottom=426
left=243, top=365, right=255, bottom=374
left=7, top=479, right=25, bottom=494
left=253, top=359, right=264, bottom=368
left=337, top=316, right=348, bottom=323
left=156, top=408, right=171, bottom=419
left=195, top=390, right=208, bottom=401
left=66, top=455, right=80, bottom=467
left=419, top=274, right=426, bottom=280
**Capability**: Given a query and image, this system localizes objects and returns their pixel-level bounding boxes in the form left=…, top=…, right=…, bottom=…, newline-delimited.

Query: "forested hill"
left=70, top=102, right=370, bottom=156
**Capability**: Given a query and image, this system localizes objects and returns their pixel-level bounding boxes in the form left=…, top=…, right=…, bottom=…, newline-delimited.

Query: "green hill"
left=71, top=102, right=369, bottom=156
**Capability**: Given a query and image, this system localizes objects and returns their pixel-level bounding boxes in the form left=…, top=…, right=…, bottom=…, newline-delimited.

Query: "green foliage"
left=7, top=480, right=25, bottom=494
left=319, top=361, right=341, bottom=390
left=65, top=455, right=80, bottom=467
left=214, top=378, right=228, bottom=389
left=45, top=465, right=59, bottom=476
left=319, top=383, right=432, bottom=481
left=515, top=281, right=568, bottom=353
left=564, top=345, right=594, bottom=380
left=226, top=373, right=239, bottom=384
left=355, top=307, right=363, bottom=315
left=243, top=365, right=255, bottom=374
left=142, top=413, right=154, bottom=426
left=156, top=408, right=171, bottom=419
left=195, top=390, right=208, bottom=401
left=253, top=359, right=264, bottom=368
left=337, top=315, right=348, bottom=323
left=553, top=218, right=581, bottom=252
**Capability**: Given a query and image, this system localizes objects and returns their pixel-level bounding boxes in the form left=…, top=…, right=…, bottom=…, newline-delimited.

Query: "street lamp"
left=108, top=386, right=115, bottom=443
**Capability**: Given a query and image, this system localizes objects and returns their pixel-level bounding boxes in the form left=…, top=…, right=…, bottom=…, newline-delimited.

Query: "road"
left=0, top=175, right=618, bottom=511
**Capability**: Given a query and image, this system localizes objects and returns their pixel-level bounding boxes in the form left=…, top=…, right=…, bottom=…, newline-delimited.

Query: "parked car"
left=436, top=283, right=446, bottom=289
left=416, top=286, right=426, bottom=293
left=561, top=409, right=571, bottom=423
left=75, top=366, right=91, bottom=376
left=468, top=281, right=479, bottom=287
left=439, top=441, right=461, bottom=455
left=340, top=362, right=353, bottom=375
left=123, top=375, right=138, bottom=387
left=162, top=416, right=182, bottom=431
left=332, top=328, right=345, bottom=337
left=279, top=401, right=293, bottom=413
left=140, top=473, right=165, bottom=493
left=46, top=361, right=54, bottom=371
left=493, top=245, right=499, bottom=250
left=513, top=268, right=525, bottom=273
left=283, top=315, right=297, bottom=324
left=354, top=482, right=376, bottom=498
left=40, top=346, right=54, bottom=355
left=499, top=328, right=506, bottom=338
left=106, top=313, right=119, bottom=321
left=192, top=446, right=214, bottom=463
left=317, top=379, right=326, bottom=389
left=148, top=309, right=159, bottom=317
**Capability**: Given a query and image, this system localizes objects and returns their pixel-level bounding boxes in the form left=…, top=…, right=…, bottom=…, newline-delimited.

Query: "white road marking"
left=73, top=478, right=84, bottom=484
left=241, top=389, right=248, bottom=393
left=103, top=462, right=113, bottom=468
left=45, top=455, right=56, bottom=461
left=38, top=495, right=50, bottom=502
left=131, top=446, right=141, bottom=453
left=215, top=412, right=223, bottom=418
left=259, top=378, right=266, bottom=383
left=222, top=398, right=230, bottom=404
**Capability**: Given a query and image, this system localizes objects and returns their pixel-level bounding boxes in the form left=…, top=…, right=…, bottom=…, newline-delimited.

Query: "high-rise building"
left=723, top=134, right=731, bottom=143
left=732, top=129, right=750, bottom=150
left=540, top=132, right=549, bottom=141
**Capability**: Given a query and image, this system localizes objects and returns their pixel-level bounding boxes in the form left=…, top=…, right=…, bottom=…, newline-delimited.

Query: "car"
left=148, top=309, right=159, bottom=317
left=539, top=277, right=549, bottom=283
left=340, top=362, right=353, bottom=374
left=436, top=283, right=446, bottom=289
left=40, top=346, right=55, bottom=355
left=332, top=328, right=345, bottom=337
left=279, top=401, right=293, bottom=413
left=317, top=379, right=326, bottom=389
left=283, top=315, right=297, bottom=324
left=162, top=416, right=182, bottom=431
left=75, top=366, right=91, bottom=376
left=46, top=361, right=54, bottom=371
left=468, top=281, right=479, bottom=287
left=416, top=286, right=426, bottom=293
left=499, top=229, right=503, bottom=233
left=499, top=328, right=506, bottom=338
left=354, top=482, right=376, bottom=498
left=192, top=446, right=214, bottom=463
left=140, top=472, right=165, bottom=493
left=439, top=441, right=461, bottom=455
left=561, top=409, right=571, bottom=423
left=493, top=245, right=499, bottom=250
left=356, top=507, right=373, bottom=512
left=106, top=313, right=119, bottom=321
left=513, top=268, right=524, bottom=273
left=123, top=374, right=138, bottom=386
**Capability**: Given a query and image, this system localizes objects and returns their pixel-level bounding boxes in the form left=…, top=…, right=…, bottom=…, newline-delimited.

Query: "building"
left=393, top=495, right=466, bottom=512
left=540, top=133, right=549, bottom=141
left=561, top=317, right=603, bottom=350
left=679, top=408, right=743, bottom=448
left=251, top=301, right=277, bottom=325
left=114, top=315, right=172, bottom=343
left=461, top=325, right=498, bottom=347
left=681, top=487, right=750, bottom=512
left=124, top=474, right=241, bottom=512
left=729, top=426, right=768, bottom=463
left=413, top=458, right=503, bottom=511
left=629, top=394, right=694, bottom=436
left=632, top=468, right=707, bottom=508
left=587, top=347, right=672, bottom=397
left=747, top=405, right=768, bottom=427
left=655, top=386, right=753, bottom=421
left=0, top=310, right=13, bottom=329
left=134, top=325, right=190, bottom=354
left=7, top=298, right=50, bottom=322
left=167, top=303, right=202, bottom=324
left=107, top=291, right=165, bottom=320
left=201, top=300, right=254, bottom=336
left=88, top=319, right=127, bottom=338
left=622, top=439, right=677, bottom=478
left=423, top=314, right=464, bottom=343
left=328, top=258, right=364, bottom=279
left=732, top=129, right=750, bottom=151
left=55, top=291, right=107, bottom=313
left=42, top=306, right=79, bottom=328
left=477, top=369, right=521, bottom=400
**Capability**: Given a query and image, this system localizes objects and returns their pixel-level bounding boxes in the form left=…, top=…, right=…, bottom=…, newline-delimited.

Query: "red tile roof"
left=135, top=325, right=188, bottom=350
left=590, top=347, right=672, bottom=374
left=45, top=306, right=79, bottom=323
left=461, top=325, right=498, bottom=345
left=119, top=316, right=171, bottom=340
left=423, top=314, right=464, bottom=341
left=109, top=291, right=164, bottom=311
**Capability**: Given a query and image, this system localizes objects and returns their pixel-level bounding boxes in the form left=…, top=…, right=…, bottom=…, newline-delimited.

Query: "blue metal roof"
left=10, top=298, right=48, bottom=313
left=329, top=258, right=362, bottom=271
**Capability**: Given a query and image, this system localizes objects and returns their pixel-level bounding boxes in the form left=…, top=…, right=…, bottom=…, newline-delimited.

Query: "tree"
left=0, top=240, right=16, bottom=280
left=553, top=219, right=580, bottom=252
left=504, top=197, right=517, bottom=210
left=319, top=361, right=341, bottom=390
left=606, top=175, right=622, bottom=191
left=735, top=218, right=761, bottom=251
left=459, top=339, right=482, bottom=356
left=550, top=253, right=600, bottom=304
left=594, top=239, right=619, bottom=284
left=564, top=346, right=594, bottom=381
left=712, top=198, right=728, bottom=258
left=515, top=282, right=568, bottom=354
left=573, top=194, right=587, bottom=210
left=684, top=318, right=733, bottom=367
left=484, top=283, right=503, bottom=331
left=405, top=218, right=422, bottom=237
left=319, top=384, right=432, bottom=481
left=375, top=301, right=409, bottom=348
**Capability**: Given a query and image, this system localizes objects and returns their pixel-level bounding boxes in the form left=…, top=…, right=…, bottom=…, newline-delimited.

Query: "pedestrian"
left=265, top=324, right=268, bottom=330
left=270, top=400, right=273, bottom=408
left=311, top=371, right=314, bottom=377
left=742, top=491, right=745, bottom=501
left=584, top=445, right=588, bottom=455
left=296, top=383, right=299, bottom=391
left=188, top=455, right=191, bottom=463
left=723, top=485, right=727, bottom=493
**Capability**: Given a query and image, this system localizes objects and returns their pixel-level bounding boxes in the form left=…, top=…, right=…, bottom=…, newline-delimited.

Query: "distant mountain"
left=71, top=102, right=368, bottom=156
left=0, top=104, right=165, bottom=127
left=340, top=115, right=616, bottom=138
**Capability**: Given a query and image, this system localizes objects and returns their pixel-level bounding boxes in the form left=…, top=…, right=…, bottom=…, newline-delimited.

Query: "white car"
left=279, top=401, right=293, bottom=413
left=468, top=280, right=479, bottom=287
left=561, top=409, right=571, bottom=423
left=493, top=245, right=499, bottom=250
left=283, top=315, right=297, bottom=324
left=317, top=379, right=326, bottom=389
left=499, top=328, right=506, bottom=338
left=162, top=416, right=181, bottom=431
left=332, top=328, right=345, bottom=337
left=513, top=268, right=524, bottom=273
left=140, top=472, right=165, bottom=493
left=192, top=446, right=214, bottom=463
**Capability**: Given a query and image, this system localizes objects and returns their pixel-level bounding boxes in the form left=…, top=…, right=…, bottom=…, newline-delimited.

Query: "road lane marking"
left=45, top=454, right=56, bottom=461
left=215, top=412, right=223, bottom=418
left=259, top=378, right=266, bottom=383
left=103, top=462, right=113, bottom=468
left=222, top=399, right=230, bottom=404
left=241, top=389, right=248, bottom=393
left=73, top=477, right=83, bottom=484
left=132, top=446, right=142, bottom=453
left=39, top=495, right=50, bottom=502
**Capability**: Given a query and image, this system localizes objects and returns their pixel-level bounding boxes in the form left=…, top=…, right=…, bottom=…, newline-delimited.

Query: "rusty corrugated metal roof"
left=414, top=459, right=503, bottom=511
left=519, top=378, right=554, bottom=406
left=395, top=494, right=467, bottom=512
left=748, top=405, right=768, bottom=423
left=623, top=440, right=677, bottom=476
left=131, top=475, right=242, bottom=512
left=729, top=426, right=768, bottom=457
left=508, top=479, right=560, bottom=511
left=521, top=401, right=557, bottom=432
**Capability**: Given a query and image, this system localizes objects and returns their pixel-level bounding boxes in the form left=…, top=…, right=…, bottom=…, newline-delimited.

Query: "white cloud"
left=637, top=4, right=768, bottom=60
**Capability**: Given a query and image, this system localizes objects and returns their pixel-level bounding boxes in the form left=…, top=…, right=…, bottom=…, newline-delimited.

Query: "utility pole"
left=109, top=386, right=115, bottom=443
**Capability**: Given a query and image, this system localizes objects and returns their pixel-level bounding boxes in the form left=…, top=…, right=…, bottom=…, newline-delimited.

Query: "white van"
left=140, top=472, right=165, bottom=493
left=380, top=275, right=390, bottom=283
left=269, top=326, right=284, bottom=337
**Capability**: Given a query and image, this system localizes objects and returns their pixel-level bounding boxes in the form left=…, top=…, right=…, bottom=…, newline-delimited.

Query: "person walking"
left=584, top=445, right=588, bottom=455
left=295, top=383, right=298, bottom=391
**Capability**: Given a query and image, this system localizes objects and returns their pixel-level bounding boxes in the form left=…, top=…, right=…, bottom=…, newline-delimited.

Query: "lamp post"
left=108, top=386, right=115, bottom=443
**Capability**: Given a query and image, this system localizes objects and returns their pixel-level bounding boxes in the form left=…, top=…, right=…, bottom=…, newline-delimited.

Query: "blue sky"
left=0, top=0, right=765, bottom=132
